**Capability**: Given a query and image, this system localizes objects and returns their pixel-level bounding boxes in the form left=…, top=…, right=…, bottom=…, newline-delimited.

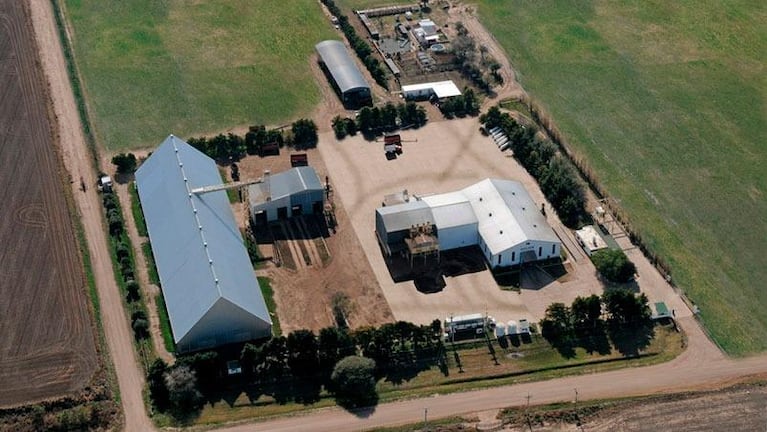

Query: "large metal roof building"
left=136, top=135, right=271, bottom=353
left=316, top=40, right=371, bottom=106
left=375, top=179, right=561, bottom=268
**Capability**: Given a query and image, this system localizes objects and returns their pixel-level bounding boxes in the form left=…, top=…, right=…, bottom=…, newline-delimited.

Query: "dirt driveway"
left=316, top=117, right=690, bottom=326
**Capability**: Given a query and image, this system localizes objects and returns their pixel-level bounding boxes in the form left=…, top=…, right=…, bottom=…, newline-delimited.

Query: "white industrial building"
left=375, top=179, right=561, bottom=268
left=249, top=166, right=325, bottom=225
left=401, top=80, right=462, bottom=100
left=135, top=135, right=272, bottom=353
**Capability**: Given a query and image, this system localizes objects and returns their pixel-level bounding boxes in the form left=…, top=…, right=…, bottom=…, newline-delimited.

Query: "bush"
left=132, top=318, right=149, bottom=339
left=111, top=153, right=137, bottom=174
left=331, top=356, right=377, bottom=408
left=592, top=249, right=636, bottom=283
left=291, top=119, right=318, bottom=148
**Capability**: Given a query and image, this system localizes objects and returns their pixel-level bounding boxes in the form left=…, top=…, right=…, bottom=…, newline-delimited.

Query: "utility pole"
left=424, top=407, right=428, bottom=426
left=525, top=393, right=533, bottom=432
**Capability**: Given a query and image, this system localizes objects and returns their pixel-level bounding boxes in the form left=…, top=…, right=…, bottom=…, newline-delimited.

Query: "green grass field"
left=476, top=0, right=766, bottom=355
left=63, top=0, right=335, bottom=150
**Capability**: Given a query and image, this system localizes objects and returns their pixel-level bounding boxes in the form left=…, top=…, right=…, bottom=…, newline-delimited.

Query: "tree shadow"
left=608, top=322, right=655, bottom=357
left=336, top=393, right=379, bottom=416
left=577, top=325, right=612, bottom=356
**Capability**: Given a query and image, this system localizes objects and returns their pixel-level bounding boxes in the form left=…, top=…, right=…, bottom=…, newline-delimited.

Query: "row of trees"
left=480, top=106, right=587, bottom=227
left=452, top=22, right=500, bottom=93
left=342, top=102, right=427, bottom=139
left=438, top=88, right=480, bottom=118
left=147, top=321, right=445, bottom=414
left=320, top=0, right=388, bottom=89
left=540, top=289, right=654, bottom=358
left=102, top=191, right=148, bottom=342
left=187, top=119, right=318, bottom=162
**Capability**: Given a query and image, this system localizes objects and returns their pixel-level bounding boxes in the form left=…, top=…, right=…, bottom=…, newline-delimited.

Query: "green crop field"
left=63, top=0, right=336, bottom=150
left=477, top=0, right=766, bottom=355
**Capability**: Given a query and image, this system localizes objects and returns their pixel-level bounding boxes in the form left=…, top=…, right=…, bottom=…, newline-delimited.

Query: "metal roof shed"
left=136, top=135, right=271, bottom=353
left=316, top=40, right=371, bottom=105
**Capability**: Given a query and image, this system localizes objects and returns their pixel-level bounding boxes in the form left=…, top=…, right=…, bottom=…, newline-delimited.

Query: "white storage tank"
left=494, top=322, right=507, bottom=338
left=506, top=320, right=518, bottom=335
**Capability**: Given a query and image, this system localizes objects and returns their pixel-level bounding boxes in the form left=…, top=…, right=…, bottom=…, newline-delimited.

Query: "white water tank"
left=506, top=320, right=518, bottom=335
left=494, top=323, right=507, bottom=338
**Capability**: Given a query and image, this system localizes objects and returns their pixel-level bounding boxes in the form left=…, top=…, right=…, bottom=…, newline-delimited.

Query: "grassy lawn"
left=188, top=325, right=681, bottom=426
left=476, top=0, right=767, bottom=355
left=63, top=0, right=336, bottom=150
left=258, top=277, right=282, bottom=337
left=155, top=292, right=175, bottom=354
left=129, top=182, right=148, bottom=237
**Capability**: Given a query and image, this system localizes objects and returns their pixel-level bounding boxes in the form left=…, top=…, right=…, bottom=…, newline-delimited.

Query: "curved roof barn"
left=316, top=40, right=371, bottom=105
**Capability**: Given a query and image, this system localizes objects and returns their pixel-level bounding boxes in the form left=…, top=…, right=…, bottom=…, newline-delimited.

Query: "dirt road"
left=27, top=0, right=153, bottom=430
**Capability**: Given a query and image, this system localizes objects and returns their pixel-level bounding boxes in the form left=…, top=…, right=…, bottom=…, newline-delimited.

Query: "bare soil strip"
left=0, top=0, right=97, bottom=408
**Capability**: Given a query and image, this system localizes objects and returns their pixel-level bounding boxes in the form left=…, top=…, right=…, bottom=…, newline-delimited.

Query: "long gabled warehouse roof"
left=315, top=40, right=370, bottom=95
left=135, top=135, right=270, bottom=348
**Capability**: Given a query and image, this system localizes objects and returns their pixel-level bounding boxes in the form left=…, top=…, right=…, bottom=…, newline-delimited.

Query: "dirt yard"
left=232, top=149, right=393, bottom=334
left=315, top=117, right=691, bottom=326
left=0, top=1, right=97, bottom=407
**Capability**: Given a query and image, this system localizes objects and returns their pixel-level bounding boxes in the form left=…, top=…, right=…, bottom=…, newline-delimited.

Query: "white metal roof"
left=377, top=179, right=558, bottom=256
left=135, top=135, right=271, bottom=345
left=401, top=80, right=462, bottom=98
left=421, top=192, right=477, bottom=229
left=377, top=200, right=433, bottom=233
left=462, top=179, right=559, bottom=255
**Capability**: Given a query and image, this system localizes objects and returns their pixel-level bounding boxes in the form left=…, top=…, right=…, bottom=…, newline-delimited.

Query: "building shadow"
left=383, top=246, right=488, bottom=292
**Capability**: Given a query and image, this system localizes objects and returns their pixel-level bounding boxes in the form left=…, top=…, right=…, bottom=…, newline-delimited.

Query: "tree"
left=132, top=318, right=149, bottom=339
left=291, top=119, right=318, bottom=148
left=602, top=289, right=653, bottom=356
left=540, top=302, right=576, bottom=358
left=332, top=115, right=347, bottom=139
left=164, top=365, right=202, bottom=413
left=603, top=289, right=651, bottom=326
left=592, top=249, right=636, bottom=283
left=286, top=329, right=319, bottom=377
left=344, top=117, right=358, bottom=136
left=147, top=359, right=169, bottom=410
left=540, top=303, right=573, bottom=342
left=111, top=153, right=137, bottom=174
left=318, top=327, right=356, bottom=377
left=381, top=103, right=398, bottom=130
left=571, top=295, right=603, bottom=331
left=330, top=356, right=378, bottom=408
left=357, top=106, right=376, bottom=136
left=257, top=336, right=289, bottom=381
left=124, top=280, right=140, bottom=303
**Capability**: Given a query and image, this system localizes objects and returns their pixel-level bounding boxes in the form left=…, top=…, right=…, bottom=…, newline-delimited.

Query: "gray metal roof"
left=135, top=135, right=270, bottom=345
left=249, top=166, right=323, bottom=205
left=377, top=200, right=434, bottom=233
left=316, top=40, right=370, bottom=95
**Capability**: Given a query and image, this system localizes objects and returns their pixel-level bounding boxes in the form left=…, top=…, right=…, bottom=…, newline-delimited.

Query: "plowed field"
left=0, top=1, right=96, bottom=407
